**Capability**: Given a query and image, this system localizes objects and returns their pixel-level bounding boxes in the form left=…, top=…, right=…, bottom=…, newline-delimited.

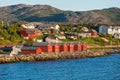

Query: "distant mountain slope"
left=0, top=4, right=120, bottom=24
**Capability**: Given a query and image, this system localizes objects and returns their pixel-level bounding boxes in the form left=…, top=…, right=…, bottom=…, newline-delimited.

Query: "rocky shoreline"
left=0, top=49, right=120, bottom=64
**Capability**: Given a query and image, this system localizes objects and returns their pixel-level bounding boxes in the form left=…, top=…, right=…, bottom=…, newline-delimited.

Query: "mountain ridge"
left=0, top=4, right=120, bottom=24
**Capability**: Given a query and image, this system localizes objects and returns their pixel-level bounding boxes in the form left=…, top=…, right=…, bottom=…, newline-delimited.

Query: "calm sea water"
left=0, top=54, right=120, bottom=80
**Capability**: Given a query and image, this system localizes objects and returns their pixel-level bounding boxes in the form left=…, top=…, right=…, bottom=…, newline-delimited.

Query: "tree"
left=99, top=33, right=106, bottom=37
left=26, top=39, right=34, bottom=45
left=10, top=35, right=16, bottom=42
left=36, top=35, right=43, bottom=39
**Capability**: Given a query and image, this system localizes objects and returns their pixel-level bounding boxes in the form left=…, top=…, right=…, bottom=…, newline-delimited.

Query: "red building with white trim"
left=68, top=42, right=74, bottom=52
left=78, top=43, right=82, bottom=51
left=81, top=43, right=87, bottom=51
left=21, top=42, right=87, bottom=54
left=59, top=43, right=69, bottom=52
left=21, top=46, right=41, bottom=54
left=33, top=42, right=53, bottom=53
left=20, top=28, right=42, bottom=39
left=91, top=29, right=98, bottom=37
left=53, top=43, right=60, bottom=53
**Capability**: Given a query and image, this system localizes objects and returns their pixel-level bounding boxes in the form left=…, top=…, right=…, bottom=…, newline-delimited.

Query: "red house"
left=33, top=42, right=53, bottom=53
left=20, top=28, right=42, bottom=39
left=68, top=42, right=74, bottom=52
left=91, top=29, right=98, bottom=37
left=34, top=28, right=43, bottom=36
left=53, top=43, right=60, bottom=53
left=21, top=46, right=41, bottom=54
left=20, top=29, right=36, bottom=39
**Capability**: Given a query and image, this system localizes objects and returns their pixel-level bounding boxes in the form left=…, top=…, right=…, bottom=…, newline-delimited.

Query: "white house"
left=78, top=32, right=91, bottom=37
left=50, top=24, right=60, bottom=30
left=22, top=24, right=35, bottom=29
left=108, top=26, right=120, bottom=35
left=113, top=33, right=120, bottom=39
left=107, top=26, right=120, bottom=38
left=36, top=39, right=43, bottom=42
left=55, top=24, right=60, bottom=30
left=46, top=37, right=61, bottom=43
left=55, top=35, right=66, bottom=39
left=81, top=27, right=89, bottom=32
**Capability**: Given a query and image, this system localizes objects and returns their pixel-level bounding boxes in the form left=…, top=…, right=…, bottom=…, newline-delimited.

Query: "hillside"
left=0, top=4, right=120, bottom=24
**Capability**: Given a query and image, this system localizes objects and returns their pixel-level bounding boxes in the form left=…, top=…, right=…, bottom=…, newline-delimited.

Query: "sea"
left=0, top=53, right=120, bottom=80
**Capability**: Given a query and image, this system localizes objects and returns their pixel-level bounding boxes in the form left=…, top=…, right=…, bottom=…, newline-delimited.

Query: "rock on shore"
left=0, top=49, right=120, bottom=64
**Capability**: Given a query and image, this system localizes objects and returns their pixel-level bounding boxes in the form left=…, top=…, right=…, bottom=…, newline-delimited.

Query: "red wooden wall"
left=21, top=48, right=41, bottom=54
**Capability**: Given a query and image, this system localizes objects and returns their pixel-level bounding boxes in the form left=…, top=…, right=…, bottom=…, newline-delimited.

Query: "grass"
left=60, top=37, right=120, bottom=46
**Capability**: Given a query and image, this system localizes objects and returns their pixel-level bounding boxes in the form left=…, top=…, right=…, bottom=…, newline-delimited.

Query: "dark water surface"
left=0, top=54, right=120, bottom=80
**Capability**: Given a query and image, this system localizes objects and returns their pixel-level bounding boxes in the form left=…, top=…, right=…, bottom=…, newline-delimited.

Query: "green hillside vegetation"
left=0, top=21, right=24, bottom=44
left=96, top=8, right=120, bottom=23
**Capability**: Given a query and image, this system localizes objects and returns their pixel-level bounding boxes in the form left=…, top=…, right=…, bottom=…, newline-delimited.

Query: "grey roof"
left=59, top=43, right=64, bottom=46
left=67, top=42, right=73, bottom=45
left=21, top=46, right=39, bottom=50
left=74, top=42, right=79, bottom=45
left=52, top=43, right=56, bottom=46
left=32, top=42, right=82, bottom=47
left=32, top=42, right=49, bottom=46
left=52, top=43, right=64, bottom=46
left=66, top=42, right=80, bottom=45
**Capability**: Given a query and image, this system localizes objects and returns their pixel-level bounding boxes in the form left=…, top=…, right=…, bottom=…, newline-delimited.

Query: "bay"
left=0, top=54, right=120, bottom=80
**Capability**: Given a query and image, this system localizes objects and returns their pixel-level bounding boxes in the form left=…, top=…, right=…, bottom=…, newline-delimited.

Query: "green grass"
left=60, top=37, right=105, bottom=44
left=60, top=37, right=120, bottom=46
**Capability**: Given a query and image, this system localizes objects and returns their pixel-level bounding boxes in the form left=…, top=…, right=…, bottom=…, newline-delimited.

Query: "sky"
left=0, top=0, right=120, bottom=11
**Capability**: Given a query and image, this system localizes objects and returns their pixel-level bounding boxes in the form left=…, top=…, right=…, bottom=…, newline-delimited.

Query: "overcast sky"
left=0, top=0, right=120, bottom=11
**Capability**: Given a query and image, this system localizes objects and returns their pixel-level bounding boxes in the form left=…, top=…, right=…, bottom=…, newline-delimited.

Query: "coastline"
left=0, top=48, right=120, bottom=64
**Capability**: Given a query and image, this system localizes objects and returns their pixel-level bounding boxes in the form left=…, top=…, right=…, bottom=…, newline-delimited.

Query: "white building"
left=107, top=26, right=120, bottom=38
left=55, top=35, right=66, bottom=39
left=78, top=32, right=91, bottom=37
left=108, top=26, right=120, bottom=35
left=22, top=24, right=35, bottom=29
left=55, top=24, right=60, bottom=30
left=113, top=33, right=120, bottom=39
left=36, top=39, right=43, bottom=42
left=50, top=24, right=60, bottom=30
left=46, top=37, right=61, bottom=43
left=81, top=27, right=89, bottom=32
